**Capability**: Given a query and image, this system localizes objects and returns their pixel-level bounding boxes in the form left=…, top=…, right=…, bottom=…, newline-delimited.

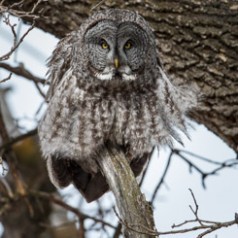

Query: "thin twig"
left=0, top=0, right=42, bottom=18
left=0, top=73, right=12, bottom=83
left=157, top=189, right=238, bottom=237
left=90, top=0, right=106, bottom=12
left=0, top=63, right=46, bottom=84
left=0, top=17, right=36, bottom=61
left=150, top=149, right=173, bottom=203
left=173, top=149, right=238, bottom=188
left=178, top=149, right=224, bottom=165
left=32, top=190, right=117, bottom=229
left=0, top=128, right=37, bottom=152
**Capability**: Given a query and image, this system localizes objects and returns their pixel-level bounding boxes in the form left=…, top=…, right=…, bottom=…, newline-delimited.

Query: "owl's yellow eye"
left=101, top=40, right=109, bottom=49
left=124, top=40, right=132, bottom=50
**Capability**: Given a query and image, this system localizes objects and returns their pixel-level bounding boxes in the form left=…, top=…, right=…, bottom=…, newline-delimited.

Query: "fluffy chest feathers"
left=39, top=74, right=167, bottom=162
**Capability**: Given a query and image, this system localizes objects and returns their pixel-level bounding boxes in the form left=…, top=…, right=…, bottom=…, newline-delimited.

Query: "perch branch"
left=96, top=144, right=157, bottom=237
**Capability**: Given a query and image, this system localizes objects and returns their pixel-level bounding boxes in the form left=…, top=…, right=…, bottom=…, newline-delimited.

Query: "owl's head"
left=46, top=9, right=159, bottom=100
left=81, top=9, right=157, bottom=81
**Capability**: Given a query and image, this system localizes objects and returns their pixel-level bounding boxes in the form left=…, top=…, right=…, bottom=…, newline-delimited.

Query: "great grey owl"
left=38, top=9, right=196, bottom=202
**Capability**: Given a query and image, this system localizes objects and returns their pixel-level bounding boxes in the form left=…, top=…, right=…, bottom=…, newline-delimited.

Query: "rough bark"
left=96, top=145, right=157, bottom=237
left=2, top=0, right=237, bottom=152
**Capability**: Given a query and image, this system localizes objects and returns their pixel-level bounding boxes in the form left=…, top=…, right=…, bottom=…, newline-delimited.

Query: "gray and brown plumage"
left=38, top=9, right=196, bottom=202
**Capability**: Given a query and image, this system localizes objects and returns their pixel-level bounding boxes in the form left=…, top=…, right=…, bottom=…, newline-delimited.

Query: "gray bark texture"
left=96, top=145, right=157, bottom=237
left=3, top=0, right=237, bottom=152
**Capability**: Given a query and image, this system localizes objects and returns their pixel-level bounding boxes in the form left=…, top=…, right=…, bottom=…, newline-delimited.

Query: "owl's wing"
left=47, top=155, right=108, bottom=203
left=47, top=151, right=151, bottom=203
left=46, top=33, right=76, bottom=101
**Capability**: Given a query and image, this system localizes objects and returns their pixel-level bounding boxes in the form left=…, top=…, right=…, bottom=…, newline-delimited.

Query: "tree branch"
left=0, top=72, right=12, bottom=83
left=156, top=189, right=238, bottom=237
left=0, top=128, right=37, bottom=152
left=96, top=144, right=157, bottom=237
left=0, top=62, right=46, bottom=84
left=150, top=149, right=173, bottom=203
left=31, top=190, right=117, bottom=230
left=173, top=149, right=238, bottom=188
left=0, top=16, right=36, bottom=61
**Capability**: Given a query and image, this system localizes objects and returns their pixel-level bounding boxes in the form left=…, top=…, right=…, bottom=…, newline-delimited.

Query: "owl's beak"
left=114, top=58, right=119, bottom=69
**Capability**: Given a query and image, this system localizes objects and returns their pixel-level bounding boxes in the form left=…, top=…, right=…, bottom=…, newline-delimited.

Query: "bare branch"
left=150, top=150, right=173, bottom=203
left=112, top=223, right=122, bottom=238
left=31, top=190, right=117, bottom=230
left=0, top=1, right=44, bottom=62
left=173, top=149, right=238, bottom=188
left=0, top=105, right=27, bottom=196
left=0, top=128, right=37, bottom=152
left=30, top=78, right=46, bottom=98
left=156, top=189, right=238, bottom=236
left=0, top=72, right=12, bottom=83
left=0, top=19, right=35, bottom=61
left=0, top=62, right=46, bottom=84
left=0, top=0, right=42, bottom=18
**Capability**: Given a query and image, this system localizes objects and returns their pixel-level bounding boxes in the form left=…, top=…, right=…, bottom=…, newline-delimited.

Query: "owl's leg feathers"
left=80, top=173, right=109, bottom=203
left=130, top=152, right=150, bottom=177
left=47, top=156, right=72, bottom=188
left=47, top=155, right=108, bottom=202
left=46, top=150, right=151, bottom=203
left=47, top=156, right=91, bottom=192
